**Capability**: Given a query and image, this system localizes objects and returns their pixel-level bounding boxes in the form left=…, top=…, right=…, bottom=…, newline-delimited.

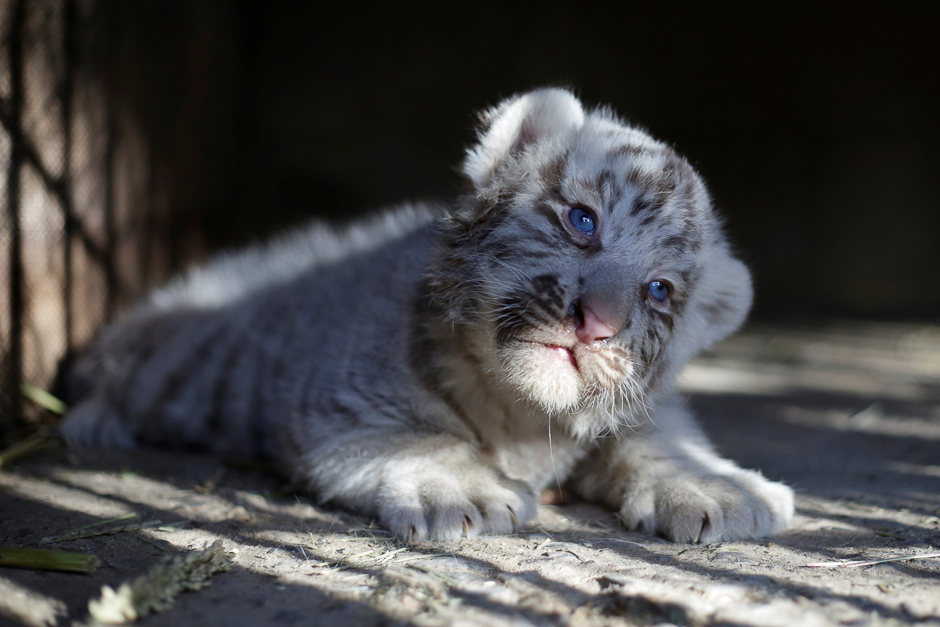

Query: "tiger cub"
left=62, top=88, right=794, bottom=543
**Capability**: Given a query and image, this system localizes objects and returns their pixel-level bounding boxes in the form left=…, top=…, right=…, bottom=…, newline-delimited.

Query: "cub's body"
left=62, top=89, right=794, bottom=543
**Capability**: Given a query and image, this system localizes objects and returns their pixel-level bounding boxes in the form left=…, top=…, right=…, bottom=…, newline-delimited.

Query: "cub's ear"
left=462, top=88, right=585, bottom=189
left=692, top=249, right=753, bottom=350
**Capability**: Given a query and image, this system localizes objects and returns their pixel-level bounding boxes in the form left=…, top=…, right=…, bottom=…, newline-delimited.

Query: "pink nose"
left=575, top=301, right=618, bottom=345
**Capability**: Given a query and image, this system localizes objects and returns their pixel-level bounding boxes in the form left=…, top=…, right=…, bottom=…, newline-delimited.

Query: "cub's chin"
left=499, top=340, right=582, bottom=413
left=498, top=339, right=638, bottom=419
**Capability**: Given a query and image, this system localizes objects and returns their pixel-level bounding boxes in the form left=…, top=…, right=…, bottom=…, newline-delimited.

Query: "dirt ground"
left=2, top=320, right=939, bottom=627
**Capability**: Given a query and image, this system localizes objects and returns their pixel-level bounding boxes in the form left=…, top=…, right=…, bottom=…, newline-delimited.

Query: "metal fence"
left=1, top=0, right=186, bottom=443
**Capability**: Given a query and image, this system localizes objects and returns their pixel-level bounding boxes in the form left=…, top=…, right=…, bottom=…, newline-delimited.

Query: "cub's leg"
left=290, top=431, right=537, bottom=542
left=60, top=397, right=138, bottom=450
left=571, top=404, right=793, bottom=543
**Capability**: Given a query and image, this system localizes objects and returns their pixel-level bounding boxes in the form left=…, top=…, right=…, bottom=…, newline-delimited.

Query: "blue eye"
left=568, top=207, right=596, bottom=235
left=648, top=280, right=670, bottom=302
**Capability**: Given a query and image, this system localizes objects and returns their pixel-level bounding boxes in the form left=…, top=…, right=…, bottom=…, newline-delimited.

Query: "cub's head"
left=429, top=88, right=751, bottom=436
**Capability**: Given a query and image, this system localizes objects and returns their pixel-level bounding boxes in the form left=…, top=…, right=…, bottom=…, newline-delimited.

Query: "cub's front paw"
left=376, top=458, right=536, bottom=542
left=618, top=469, right=794, bottom=543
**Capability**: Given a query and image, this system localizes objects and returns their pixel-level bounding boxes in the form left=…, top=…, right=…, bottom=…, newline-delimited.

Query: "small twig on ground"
left=805, top=552, right=940, bottom=568
left=537, top=541, right=586, bottom=561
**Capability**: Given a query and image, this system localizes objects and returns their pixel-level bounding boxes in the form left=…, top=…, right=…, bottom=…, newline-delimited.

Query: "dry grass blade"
left=0, top=546, right=100, bottom=574
left=393, top=552, right=452, bottom=564
left=155, top=521, right=192, bottom=532
left=374, top=547, right=408, bottom=564
left=41, top=519, right=162, bottom=545
left=406, top=563, right=461, bottom=587
left=805, top=552, right=940, bottom=568
left=135, top=535, right=167, bottom=551
left=312, top=546, right=416, bottom=571
left=154, top=520, right=192, bottom=532
left=87, top=540, right=232, bottom=624
left=20, top=382, right=69, bottom=414
left=0, top=430, right=62, bottom=469
left=193, top=468, right=226, bottom=494
left=74, top=513, right=138, bottom=531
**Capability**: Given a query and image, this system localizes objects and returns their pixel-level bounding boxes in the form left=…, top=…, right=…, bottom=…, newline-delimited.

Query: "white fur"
left=62, top=88, right=793, bottom=544
left=148, top=203, right=436, bottom=312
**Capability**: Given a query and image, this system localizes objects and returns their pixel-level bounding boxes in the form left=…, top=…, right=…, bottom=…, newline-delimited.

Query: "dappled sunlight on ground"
left=2, top=321, right=939, bottom=626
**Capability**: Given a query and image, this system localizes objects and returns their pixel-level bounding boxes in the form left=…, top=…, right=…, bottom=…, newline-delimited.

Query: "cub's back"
left=61, top=206, right=439, bottom=458
left=147, top=203, right=436, bottom=313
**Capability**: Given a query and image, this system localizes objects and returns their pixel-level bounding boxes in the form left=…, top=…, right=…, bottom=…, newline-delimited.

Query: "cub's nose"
left=569, top=299, right=618, bottom=345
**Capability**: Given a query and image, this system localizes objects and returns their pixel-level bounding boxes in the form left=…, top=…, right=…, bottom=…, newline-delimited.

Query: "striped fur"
left=62, top=89, right=793, bottom=543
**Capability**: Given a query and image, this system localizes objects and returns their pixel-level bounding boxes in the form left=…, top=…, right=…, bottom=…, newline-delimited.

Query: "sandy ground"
left=1, top=320, right=939, bottom=627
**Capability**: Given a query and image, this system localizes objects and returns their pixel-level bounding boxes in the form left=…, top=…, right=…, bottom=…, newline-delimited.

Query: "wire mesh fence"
left=0, top=0, right=192, bottom=444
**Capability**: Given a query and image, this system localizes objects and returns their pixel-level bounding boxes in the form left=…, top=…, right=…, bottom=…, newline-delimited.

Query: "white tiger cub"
left=62, top=88, right=794, bottom=543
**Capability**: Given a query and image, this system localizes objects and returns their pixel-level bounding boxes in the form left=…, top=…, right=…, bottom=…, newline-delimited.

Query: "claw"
left=697, top=512, right=710, bottom=543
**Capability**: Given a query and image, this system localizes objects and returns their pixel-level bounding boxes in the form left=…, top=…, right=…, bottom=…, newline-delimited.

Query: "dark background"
left=3, top=0, right=940, bottom=440
left=96, top=1, right=938, bottom=320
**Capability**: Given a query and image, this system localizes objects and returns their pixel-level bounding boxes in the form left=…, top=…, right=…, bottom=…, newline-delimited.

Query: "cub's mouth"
left=514, top=339, right=578, bottom=370
left=500, top=333, right=638, bottom=418
left=545, top=344, right=577, bottom=368
left=518, top=338, right=616, bottom=373
left=517, top=338, right=619, bottom=379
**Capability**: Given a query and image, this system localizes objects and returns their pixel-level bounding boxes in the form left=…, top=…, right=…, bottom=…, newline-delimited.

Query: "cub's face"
left=432, top=90, right=751, bottom=435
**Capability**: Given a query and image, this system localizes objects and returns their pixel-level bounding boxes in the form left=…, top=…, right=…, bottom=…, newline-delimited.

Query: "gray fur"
left=62, top=88, right=793, bottom=543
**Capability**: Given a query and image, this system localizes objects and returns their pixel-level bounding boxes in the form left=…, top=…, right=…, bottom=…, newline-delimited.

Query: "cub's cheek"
left=572, top=340, right=638, bottom=389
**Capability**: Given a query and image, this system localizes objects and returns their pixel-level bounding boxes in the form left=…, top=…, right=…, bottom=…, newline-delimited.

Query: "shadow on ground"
left=2, top=321, right=939, bottom=626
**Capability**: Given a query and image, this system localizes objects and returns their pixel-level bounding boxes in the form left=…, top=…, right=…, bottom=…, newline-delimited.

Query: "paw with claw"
left=376, top=454, right=536, bottom=542
left=617, top=468, right=794, bottom=543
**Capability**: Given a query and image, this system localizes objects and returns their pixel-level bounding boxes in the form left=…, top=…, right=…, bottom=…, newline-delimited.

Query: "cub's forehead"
left=547, top=119, right=710, bottom=222
left=571, top=116, right=668, bottom=165
left=515, top=117, right=715, bottom=264
left=565, top=119, right=692, bottom=192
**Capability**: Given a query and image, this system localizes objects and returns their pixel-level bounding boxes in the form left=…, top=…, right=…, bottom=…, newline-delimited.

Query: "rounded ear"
left=462, top=88, right=585, bottom=189
left=662, top=245, right=752, bottom=380
left=693, top=249, right=753, bottom=349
